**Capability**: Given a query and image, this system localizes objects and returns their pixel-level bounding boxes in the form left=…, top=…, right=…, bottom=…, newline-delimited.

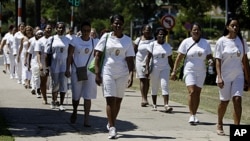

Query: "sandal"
left=216, top=124, right=225, bottom=136
left=141, top=102, right=149, bottom=107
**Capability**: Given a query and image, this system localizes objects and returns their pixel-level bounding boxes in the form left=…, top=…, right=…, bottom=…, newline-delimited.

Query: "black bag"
left=76, top=66, right=88, bottom=81
left=46, top=53, right=52, bottom=67
left=179, top=65, right=184, bottom=80
left=46, top=37, right=54, bottom=67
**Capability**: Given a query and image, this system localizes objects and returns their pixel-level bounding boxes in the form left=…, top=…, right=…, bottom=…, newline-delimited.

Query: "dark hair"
left=222, top=17, right=242, bottom=40
left=56, top=22, right=65, bottom=28
left=80, top=21, right=91, bottom=29
left=8, top=25, right=15, bottom=31
left=110, top=14, right=124, bottom=24
left=154, top=27, right=168, bottom=39
left=191, top=22, right=202, bottom=31
left=140, top=24, right=151, bottom=34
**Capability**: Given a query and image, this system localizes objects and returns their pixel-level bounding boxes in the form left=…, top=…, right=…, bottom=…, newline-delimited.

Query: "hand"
left=170, top=72, right=177, bottom=81
left=95, top=73, right=102, bottom=86
left=65, top=70, right=71, bottom=78
left=217, top=78, right=224, bottom=89
left=127, top=72, right=133, bottom=88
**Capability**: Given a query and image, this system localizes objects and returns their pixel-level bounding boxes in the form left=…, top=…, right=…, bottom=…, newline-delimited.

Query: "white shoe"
left=152, top=105, right=157, bottom=111
left=164, top=105, right=173, bottom=113
left=108, top=127, right=117, bottom=139
left=59, top=105, right=66, bottom=111
left=106, top=123, right=110, bottom=131
left=36, top=93, right=41, bottom=98
left=17, top=80, right=21, bottom=84
left=194, top=116, right=199, bottom=123
left=189, top=115, right=196, bottom=125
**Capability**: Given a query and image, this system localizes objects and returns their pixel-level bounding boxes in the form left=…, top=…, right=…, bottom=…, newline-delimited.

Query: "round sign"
left=161, top=15, right=175, bottom=30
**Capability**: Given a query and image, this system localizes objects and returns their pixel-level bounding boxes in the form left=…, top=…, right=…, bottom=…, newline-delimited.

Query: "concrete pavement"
left=0, top=55, right=232, bottom=141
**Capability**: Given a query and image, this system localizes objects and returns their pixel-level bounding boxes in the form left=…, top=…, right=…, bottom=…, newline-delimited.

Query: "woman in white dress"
left=94, top=14, right=135, bottom=139
left=65, top=21, right=98, bottom=126
left=45, top=22, right=71, bottom=111
left=171, top=23, right=214, bottom=125
left=17, top=25, right=34, bottom=89
left=134, top=24, right=154, bottom=107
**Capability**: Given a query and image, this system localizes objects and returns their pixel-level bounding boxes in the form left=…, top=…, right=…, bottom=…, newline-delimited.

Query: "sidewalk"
left=0, top=55, right=232, bottom=141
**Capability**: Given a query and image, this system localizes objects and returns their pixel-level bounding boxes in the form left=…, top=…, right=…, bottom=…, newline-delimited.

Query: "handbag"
left=46, top=36, right=54, bottom=67
left=88, top=33, right=109, bottom=73
left=241, top=39, right=250, bottom=91
left=73, top=39, right=94, bottom=81
left=178, top=41, right=197, bottom=80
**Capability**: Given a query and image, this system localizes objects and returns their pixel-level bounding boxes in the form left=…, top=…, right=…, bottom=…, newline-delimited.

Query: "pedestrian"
left=133, top=24, right=154, bottom=107
left=0, top=25, right=15, bottom=78
left=214, top=17, right=247, bottom=136
left=17, top=25, right=34, bottom=89
left=90, top=27, right=99, bottom=39
left=13, top=22, right=26, bottom=84
left=170, top=23, right=213, bottom=125
left=45, top=22, right=71, bottom=111
left=28, top=29, right=43, bottom=97
left=35, top=24, right=53, bottom=104
left=144, top=27, right=174, bottom=112
left=94, top=14, right=135, bottom=139
left=65, top=21, right=98, bottom=127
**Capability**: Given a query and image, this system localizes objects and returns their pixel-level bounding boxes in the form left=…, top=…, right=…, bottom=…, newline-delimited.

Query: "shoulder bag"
left=88, top=33, right=109, bottom=74
left=73, top=39, right=94, bottom=81
left=46, top=36, right=54, bottom=67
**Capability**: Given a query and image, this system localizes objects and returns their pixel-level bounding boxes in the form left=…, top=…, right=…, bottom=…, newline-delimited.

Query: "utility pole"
left=17, top=0, right=22, bottom=26
left=0, top=1, right=2, bottom=40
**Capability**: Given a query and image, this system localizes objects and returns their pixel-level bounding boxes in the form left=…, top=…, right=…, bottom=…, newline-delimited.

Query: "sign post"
left=160, top=15, right=175, bottom=43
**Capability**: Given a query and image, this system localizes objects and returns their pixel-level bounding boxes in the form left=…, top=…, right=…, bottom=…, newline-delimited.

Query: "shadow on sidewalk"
left=0, top=107, right=138, bottom=138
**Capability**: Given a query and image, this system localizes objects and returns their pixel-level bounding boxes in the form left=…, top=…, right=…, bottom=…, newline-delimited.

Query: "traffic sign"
left=161, top=15, right=175, bottom=30
left=68, top=0, right=80, bottom=7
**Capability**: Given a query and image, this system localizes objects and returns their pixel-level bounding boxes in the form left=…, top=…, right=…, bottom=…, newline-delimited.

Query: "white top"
left=134, top=37, right=154, bottom=62
left=66, top=34, right=77, bottom=41
left=13, top=31, right=25, bottom=55
left=147, top=41, right=172, bottom=70
left=214, top=36, right=248, bottom=82
left=70, top=37, right=98, bottom=72
left=35, top=36, right=49, bottom=65
left=178, top=37, right=212, bottom=72
left=1, top=33, right=12, bottom=54
left=95, top=32, right=135, bottom=76
left=27, top=37, right=38, bottom=66
left=45, top=35, right=71, bottom=73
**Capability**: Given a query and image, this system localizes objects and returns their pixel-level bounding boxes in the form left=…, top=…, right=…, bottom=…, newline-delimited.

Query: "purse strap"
left=182, top=39, right=199, bottom=64
left=48, top=36, right=54, bottom=53
left=73, top=39, right=94, bottom=67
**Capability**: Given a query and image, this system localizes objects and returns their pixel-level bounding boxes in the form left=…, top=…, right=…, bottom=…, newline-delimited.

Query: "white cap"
left=35, top=30, right=43, bottom=35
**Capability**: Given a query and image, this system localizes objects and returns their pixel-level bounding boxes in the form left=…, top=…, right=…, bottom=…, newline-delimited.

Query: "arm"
left=94, top=50, right=103, bottom=86
left=65, top=44, right=74, bottom=78
left=168, top=55, right=174, bottom=71
left=170, top=53, right=185, bottom=80
left=126, top=56, right=134, bottom=88
left=17, top=38, right=25, bottom=63
left=144, top=51, right=152, bottom=78
left=215, top=58, right=223, bottom=88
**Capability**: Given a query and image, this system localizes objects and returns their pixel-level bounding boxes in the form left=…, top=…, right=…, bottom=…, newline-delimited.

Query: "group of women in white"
left=0, top=14, right=247, bottom=139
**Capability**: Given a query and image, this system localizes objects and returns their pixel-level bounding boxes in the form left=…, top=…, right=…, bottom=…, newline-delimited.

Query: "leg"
left=193, top=86, right=202, bottom=115
left=106, top=97, right=116, bottom=128
left=232, top=96, right=242, bottom=125
left=187, top=85, right=196, bottom=115
left=83, top=99, right=91, bottom=127
left=140, top=78, right=150, bottom=106
left=40, top=75, right=48, bottom=104
left=70, top=99, right=79, bottom=123
left=217, top=100, right=229, bottom=134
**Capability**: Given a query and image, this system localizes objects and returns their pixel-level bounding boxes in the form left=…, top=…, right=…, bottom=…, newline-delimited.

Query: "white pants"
left=150, top=67, right=170, bottom=96
left=31, top=64, right=40, bottom=89
left=71, top=71, right=97, bottom=100
left=102, top=74, right=128, bottom=98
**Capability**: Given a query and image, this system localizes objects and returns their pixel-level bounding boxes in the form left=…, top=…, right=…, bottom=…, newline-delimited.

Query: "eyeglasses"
left=82, top=29, right=91, bottom=32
